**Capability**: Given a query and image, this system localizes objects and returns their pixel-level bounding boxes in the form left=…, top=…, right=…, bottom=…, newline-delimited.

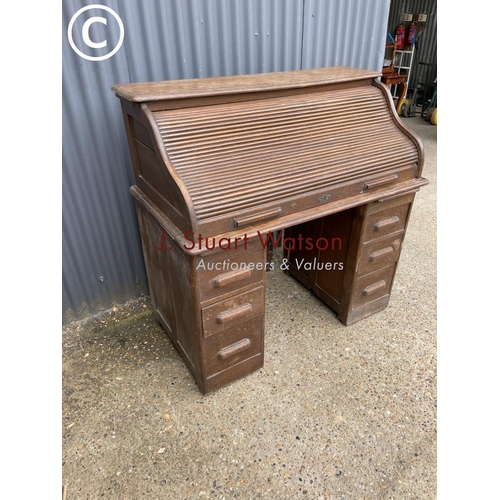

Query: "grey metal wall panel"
left=302, top=0, right=391, bottom=71
left=119, top=0, right=304, bottom=81
left=62, top=0, right=389, bottom=323
left=386, top=0, right=437, bottom=88
left=63, top=1, right=150, bottom=323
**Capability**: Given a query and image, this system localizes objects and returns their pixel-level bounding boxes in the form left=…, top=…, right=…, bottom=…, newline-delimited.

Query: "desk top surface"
left=112, top=66, right=380, bottom=102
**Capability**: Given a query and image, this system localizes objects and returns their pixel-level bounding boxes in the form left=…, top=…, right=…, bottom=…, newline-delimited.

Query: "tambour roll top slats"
left=112, top=67, right=424, bottom=237
left=153, top=86, right=418, bottom=222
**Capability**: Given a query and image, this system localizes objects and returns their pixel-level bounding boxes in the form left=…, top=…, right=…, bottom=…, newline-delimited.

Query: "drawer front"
left=351, top=264, right=397, bottom=309
left=203, top=317, right=264, bottom=378
left=197, top=240, right=265, bottom=302
left=363, top=203, right=411, bottom=243
left=197, top=164, right=418, bottom=237
left=357, top=235, right=403, bottom=275
left=202, top=286, right=264, bottom=338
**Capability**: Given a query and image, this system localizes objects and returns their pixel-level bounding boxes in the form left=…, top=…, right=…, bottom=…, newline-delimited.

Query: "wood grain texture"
left=112, top=66, right=379, bottom=102
left=153, top=86, right=418, bottom=224
left=114, top=67, right=429, bottom=392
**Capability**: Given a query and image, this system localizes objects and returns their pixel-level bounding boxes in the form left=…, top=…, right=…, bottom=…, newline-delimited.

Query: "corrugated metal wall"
left=62, top=0, right=391, bottom=324
left=386, top=0, right=437, bottom=88
left=302, top=0, right=391, bottom=71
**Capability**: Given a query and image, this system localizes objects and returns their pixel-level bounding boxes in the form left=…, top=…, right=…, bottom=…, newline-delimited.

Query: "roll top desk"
left=112, top=67, right=428, bottom=394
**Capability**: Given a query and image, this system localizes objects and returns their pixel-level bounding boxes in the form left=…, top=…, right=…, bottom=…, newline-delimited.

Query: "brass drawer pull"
left=216, top=303, right=252, bottom=324
left=217, top=338, right=251, bottom=359
left=368, top=246, right=394, bottom=262
left=363, top=174, right=398, bottom=191
left=234, top=208, right=282, bottom=228
left=374, top=216, right=400, bottom=231
left=212, top=268, right=252, bottom=288
left=362, top=280, right=387, bottom=296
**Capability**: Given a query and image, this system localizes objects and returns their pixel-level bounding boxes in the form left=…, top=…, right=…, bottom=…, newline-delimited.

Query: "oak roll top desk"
left=112, top=66, right=428, bottom=394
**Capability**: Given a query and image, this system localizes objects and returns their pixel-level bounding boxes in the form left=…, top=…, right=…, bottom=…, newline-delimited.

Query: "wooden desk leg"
left=337, top=192, right=415, bottom=325
left=134, top=202, right=203, bottom=386
left=285, top=193, right=417, bottom=325
left=195, top=243, right=266, bottom=394
left=134, top=198, right=267, bottom=394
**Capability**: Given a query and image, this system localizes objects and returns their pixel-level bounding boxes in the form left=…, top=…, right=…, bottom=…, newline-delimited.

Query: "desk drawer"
left=351, top=264, right=396, bottom=309
left=357, top=235, right=403, bottom=275
left=202, top=286, right=264, bottom=338
left=197, top=241, right=265, bottom=302
left=364, top=203, right=411, bottom=243
left=203, top=317, right=264, bottom=378
left=196, top=164, right=418, bottom=237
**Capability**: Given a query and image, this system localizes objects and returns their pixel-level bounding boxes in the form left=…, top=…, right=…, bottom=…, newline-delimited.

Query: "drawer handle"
left=234, top=208, right=282, bottom=228
left=217, top=338, right=251, bottom=359
left=363, top=174, right=398, bottom=191
left=212, top=268, right=252, bottom=288
left=368, top=246, right=394, bottom=263
left=216, top=303, right=252, bottom=324
left=374, top=216, right=400, bottom=231
left=362, top=280, right=387, bottom=296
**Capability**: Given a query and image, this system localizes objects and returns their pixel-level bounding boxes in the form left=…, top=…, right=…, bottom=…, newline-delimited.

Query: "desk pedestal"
left=286, top=192, right=415, bottom=325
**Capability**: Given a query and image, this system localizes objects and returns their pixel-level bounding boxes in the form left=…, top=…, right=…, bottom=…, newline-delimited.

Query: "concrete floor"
left=62, top=116, right=437, bottom=499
